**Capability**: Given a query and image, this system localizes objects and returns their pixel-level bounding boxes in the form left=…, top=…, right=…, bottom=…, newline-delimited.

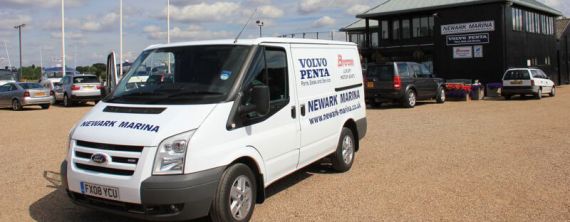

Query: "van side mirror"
left=239, top=85, right=270, bottom=116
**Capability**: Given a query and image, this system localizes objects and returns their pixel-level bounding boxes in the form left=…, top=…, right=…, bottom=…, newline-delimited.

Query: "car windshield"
left=74, top=76, right=99, bottom=83
left=504, top=70, right=530, bottom=80
left=105, top=45, right=252, bottom=105
left=19, top=83, right=43, bottom=89
left=367, top=65, right=394, bottom=81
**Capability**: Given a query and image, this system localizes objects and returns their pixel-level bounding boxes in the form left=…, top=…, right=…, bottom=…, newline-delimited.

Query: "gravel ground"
left=1, top=87, right=569, bottom=222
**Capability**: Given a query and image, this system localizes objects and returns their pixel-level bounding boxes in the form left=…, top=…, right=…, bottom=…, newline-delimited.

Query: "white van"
left=61, top=38, right=367, bottom=221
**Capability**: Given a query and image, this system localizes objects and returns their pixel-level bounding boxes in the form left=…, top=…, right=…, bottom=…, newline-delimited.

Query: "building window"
left=392, top=20, right=400, bottom=40
left=370, top=20, right=379, bottom=47
left=429, top=16, right=435, bottom=35
left=420, top=17, right=429, bottom=37
left=545, top=57, right=551, bottom=65
left=412, top=18, right=420, bottom=38
left=402, top=19, right=411, bottom=39
left=381, top=20, right=389, bottom=39
left=535, top=13, right=540, bottom=34
left=525, top=11, right=530, bottom=32
left=512, top=8, right=523, bottom=31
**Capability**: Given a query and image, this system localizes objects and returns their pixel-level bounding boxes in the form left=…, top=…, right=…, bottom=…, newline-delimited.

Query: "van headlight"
left=153, top=131, right=195, bottom=175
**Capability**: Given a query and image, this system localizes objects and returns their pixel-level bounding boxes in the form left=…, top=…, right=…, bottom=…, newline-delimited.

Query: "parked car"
left=365, top=62, right=446, bottom=108
left=502, top=68, right=555, bottom=100
left=0, top=69, right=16, bottom=86
left=54, top=74, right=102, bottom=107
left=0, top=82, right=52, bottom=111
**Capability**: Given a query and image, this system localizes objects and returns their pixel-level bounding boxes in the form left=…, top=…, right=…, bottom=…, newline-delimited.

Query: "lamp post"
left=14, top=24, right=25, bottom=81
left=256, top=20, right=264, bottom=37
left=61, top=0, right=65, bottom=77
left=167, top=0, right=171, bottom=74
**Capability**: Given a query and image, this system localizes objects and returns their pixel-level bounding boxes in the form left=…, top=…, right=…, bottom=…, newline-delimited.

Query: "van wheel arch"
left=343, top=119, right=359, bottom=152
left=229, top=157, right=266, bottom=204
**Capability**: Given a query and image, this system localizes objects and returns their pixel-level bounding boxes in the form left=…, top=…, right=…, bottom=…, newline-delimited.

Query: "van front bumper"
left=61, top=160, right=225, bottom=221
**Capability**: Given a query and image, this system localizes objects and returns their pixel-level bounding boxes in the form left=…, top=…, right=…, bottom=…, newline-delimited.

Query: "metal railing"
left=277, top=31, right=349, bottom=42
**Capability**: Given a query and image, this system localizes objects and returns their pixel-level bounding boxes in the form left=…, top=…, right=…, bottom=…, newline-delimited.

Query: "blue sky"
left=0, top=0, right=568, bottom=67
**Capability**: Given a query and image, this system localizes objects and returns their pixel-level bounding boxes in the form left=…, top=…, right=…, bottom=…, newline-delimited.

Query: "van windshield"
left=367, top=65, right=394, bottom=81
left=105, top=45, right=252, bottom=105
left=504, top=70, right=530, bottom=80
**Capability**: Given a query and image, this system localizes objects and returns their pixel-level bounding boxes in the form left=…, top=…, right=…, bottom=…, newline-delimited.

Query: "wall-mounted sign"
left=446, top=33, right=490, bottom=46
left=453, top=46, right=473, bottom=59
left=441, top=21, right=495, bottom=35
left=474, top=45, right=483, bottom=58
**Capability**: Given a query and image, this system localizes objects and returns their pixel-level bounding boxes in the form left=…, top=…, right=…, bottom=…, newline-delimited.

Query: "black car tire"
left=41, top=104, right=50, bottom=109
left=331, top=127, right=356, bottom=172
left=504, top=95, right=512, bottom=100
left=64, top=94, right=73, bottom=107
left=402, top=89, right=416, bottom=108
left=436, top=87, right=446, bottom=104
left=210, top=163, right=256, bottom=222
left=12, top=99, right=22, bottom=111
left=550, top=87, right=556, bottom=97
left=535, top=89, right=542, bottom=100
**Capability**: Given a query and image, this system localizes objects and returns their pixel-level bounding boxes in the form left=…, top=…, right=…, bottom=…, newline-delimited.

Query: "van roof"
left=145, top=37, right=356, bottom=50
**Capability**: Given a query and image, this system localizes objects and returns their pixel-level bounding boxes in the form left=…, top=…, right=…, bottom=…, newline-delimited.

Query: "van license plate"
left=35, top=92, right=46, bottom=97
left=510, top=80, right=523, bottom=84
left=81, top=182, right=120, bottom=200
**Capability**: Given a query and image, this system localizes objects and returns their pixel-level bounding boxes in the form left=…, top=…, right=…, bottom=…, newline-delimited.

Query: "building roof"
left=339, top=19, right=380, bottom=32
left=357, top=0, right=562, bottom=18
left=145, top=38, right=355, bottom=50
left=556, top=18, right=570, bottom=40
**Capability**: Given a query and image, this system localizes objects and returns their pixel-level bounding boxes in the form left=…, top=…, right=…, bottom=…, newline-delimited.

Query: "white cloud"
left=0, top=14, right=32, bottom=30
left=50, top=31, right=84, bottom=40
left=144, top=25, right=233, bottom=41
left=258, top=5, right=284, bottom=18
left=80, top=13, right=118, bottom=32
left=346, top=4, right=370, bottom=15
left=167, top=2, right=241, bottom=22
left=3, top=0, right=85, bottom=8
left=298, top=0, right=322, bottom=13
left=312, top=16, right=335, bottom=28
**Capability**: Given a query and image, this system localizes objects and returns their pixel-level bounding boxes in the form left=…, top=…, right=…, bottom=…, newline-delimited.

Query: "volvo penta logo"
left=90, top=153, right=109, bottom=164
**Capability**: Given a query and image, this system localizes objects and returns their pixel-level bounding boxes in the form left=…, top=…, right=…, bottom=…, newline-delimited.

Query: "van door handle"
left=300, top=104, right=306, bottom=116
left=291, top=106, right=296, bottom=119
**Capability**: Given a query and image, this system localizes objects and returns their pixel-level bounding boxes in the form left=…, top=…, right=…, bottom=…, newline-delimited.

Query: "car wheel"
left=64, top=94, right=73, bottom=107
left=402, top=90, right=416, bottom=108
left=549, top=87, right=556, bottom=97
left=40, top=104, right=50, bottom=109
left=436, top=87, right=446, bottom=104
left=331, top=127, right=356, bottom=172
left=535, top=88, right=542, bottom=100
left=52, top=94, right=58, bottom=104
left=210, top=163, right=256, bottom=222
left=12, top=99, right=22, bottom=111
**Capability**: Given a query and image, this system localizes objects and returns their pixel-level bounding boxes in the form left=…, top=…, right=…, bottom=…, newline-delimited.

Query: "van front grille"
left=73, top=140, right=143, bottom=176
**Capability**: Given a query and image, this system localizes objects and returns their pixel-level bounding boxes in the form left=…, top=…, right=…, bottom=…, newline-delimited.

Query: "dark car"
left=365, top=62, right=446, bottom=108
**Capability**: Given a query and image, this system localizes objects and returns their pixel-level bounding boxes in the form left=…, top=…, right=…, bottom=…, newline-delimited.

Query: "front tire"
left=210, top=163, right=256, bottom=222
left=436, top=87, right=446, bottom=104
left=40, top=104, right=50, bottom=109
left=331, top=127, right=356, bottom=172
left=12, top=99, right=22, bottom=111
left=549, top=87, right=556, bottom=97
left=402, top=89, right=416, bottom=108
left=504, top=94, right=512, bottom=100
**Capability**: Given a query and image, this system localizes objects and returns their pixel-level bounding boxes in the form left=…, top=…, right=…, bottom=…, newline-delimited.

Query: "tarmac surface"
left=1, top=87, right=569, bottom=221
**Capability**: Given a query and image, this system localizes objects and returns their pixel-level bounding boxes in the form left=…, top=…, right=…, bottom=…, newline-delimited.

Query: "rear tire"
left=40, top=104, right=50, bottom=109
left=402, top=90, right=416, bottom=108
left=549, top=87, right=556, bottom=97
left=331, top=127, right=356, bottom=172
left=12, top=99, right=22, bottom=111
left=535, top=88, right=542, bottom=100
left=63, top=94, right=72, bottom=107
left=435, top=87, right=446, bottom=104
left=210, top=163, right=256, bottom=222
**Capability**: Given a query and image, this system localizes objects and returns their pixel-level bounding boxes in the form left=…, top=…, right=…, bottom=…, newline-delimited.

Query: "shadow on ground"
left=30, top=160, right=338, bottom=222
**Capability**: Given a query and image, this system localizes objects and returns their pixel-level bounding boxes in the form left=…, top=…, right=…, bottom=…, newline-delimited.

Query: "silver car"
left=0, top=82, right=52, bottom=111
left=54, top=74, right=102, bottom=107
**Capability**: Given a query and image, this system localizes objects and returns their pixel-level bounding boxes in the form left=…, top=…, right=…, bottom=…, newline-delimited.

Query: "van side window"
left=397, top=63, right=410, bottom=77
left=241, top=46, right=289, bottom=121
